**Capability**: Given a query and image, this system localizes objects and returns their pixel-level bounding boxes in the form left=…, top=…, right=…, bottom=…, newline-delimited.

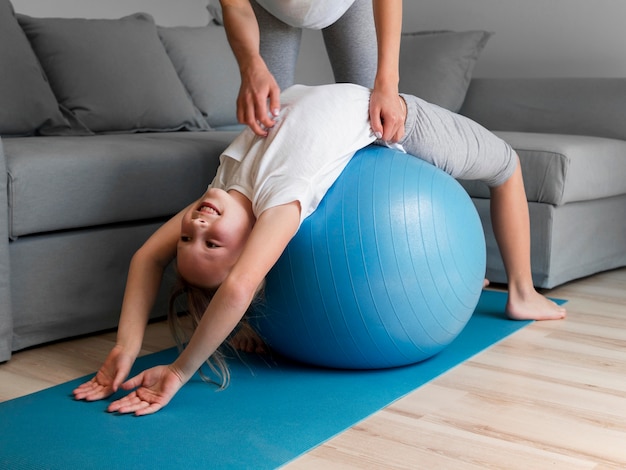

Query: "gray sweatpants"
left=397, top=94, right=517, bottom=187
left=251, top=0, right=377, bottom=90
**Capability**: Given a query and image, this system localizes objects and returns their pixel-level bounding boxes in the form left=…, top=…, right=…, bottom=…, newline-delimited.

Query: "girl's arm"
left=73, top=205, right=191, bottom=401
left=369, top=0, right=404, bottom=143
left=107, top=202, right=301, bottom=415
left=114, top=210, right=185, bottom=355
left=220, top=0, right=281, bottom=136
left=173, top=202, right=299, bottom=381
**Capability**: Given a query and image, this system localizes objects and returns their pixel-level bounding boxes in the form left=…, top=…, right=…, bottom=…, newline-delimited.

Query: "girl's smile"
left=197, top=201, right=220, bottom=216
left=176, top=189, right=255, bottom=289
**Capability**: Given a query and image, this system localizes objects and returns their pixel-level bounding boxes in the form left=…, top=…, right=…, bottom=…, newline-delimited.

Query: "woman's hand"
left=237, top=60, right=281, bottom=137
left=73, top=345, right=135, bottom=401
left=106, top=365, right=185, bottom=416
left=219, top=0, right=281, bottom=136
left=370, top=0, right=404, bottom=142
left=369, top=86, right=405, bottom=143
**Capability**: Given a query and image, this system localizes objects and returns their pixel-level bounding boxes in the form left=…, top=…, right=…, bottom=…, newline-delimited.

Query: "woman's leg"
left=250, top=0, right=301, bottom=90
left=321, top=0, right=377, bottom=87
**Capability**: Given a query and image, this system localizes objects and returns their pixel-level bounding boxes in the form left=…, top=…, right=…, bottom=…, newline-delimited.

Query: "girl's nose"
left=191, top=217, right=209, bottom=231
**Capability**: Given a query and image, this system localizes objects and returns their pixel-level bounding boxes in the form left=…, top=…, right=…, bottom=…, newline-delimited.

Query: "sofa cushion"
left=399, top=30, right=492, bottom=112
left=4, top=132, right=238, bottom=238
left=158, top=23, right=241, bottom=128
left=459, top=131, right=626, bottom=206
left=206, top=0, right=224, bottom=24
left=17, top=13, right=210, bottom=134
left=0, top=0, right=77, bottom=137
left=460, top=78, right=626, bottom=141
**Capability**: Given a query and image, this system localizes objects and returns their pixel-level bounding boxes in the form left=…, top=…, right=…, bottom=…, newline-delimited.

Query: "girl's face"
left=177, top=188, right=254, bottom=289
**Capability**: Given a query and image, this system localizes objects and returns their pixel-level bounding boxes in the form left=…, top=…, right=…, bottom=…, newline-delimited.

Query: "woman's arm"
left=369, top=0, right=404, bottom=143
left=107, top=202, right=301, bottom=415
left=220, top=0, right=281, bottom=136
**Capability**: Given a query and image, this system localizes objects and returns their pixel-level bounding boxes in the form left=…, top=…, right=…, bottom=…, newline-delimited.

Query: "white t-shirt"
left=209, top=84, right=375, bottom=225
left=256, top=0, right=355, bottom=29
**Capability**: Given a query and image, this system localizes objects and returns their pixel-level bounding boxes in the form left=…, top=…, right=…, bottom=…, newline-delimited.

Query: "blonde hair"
left=168, top=273, right=265, bottom=390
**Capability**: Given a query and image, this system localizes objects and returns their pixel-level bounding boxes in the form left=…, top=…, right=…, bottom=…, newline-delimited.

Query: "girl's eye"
left=180, top=236, right=191, bottom=242
left=206, top=242, right=219, bottom=249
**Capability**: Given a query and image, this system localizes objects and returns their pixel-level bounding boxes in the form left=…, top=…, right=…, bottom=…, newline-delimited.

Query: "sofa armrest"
left=0, top=137, right=13, bottom=361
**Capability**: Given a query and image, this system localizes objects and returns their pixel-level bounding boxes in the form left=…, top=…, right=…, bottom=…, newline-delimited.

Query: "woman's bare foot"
left=505, top=287, right=566, bottom=321
left=229, top=322, right=268, bottom=354
left=483, top=278, right=490, bottom=289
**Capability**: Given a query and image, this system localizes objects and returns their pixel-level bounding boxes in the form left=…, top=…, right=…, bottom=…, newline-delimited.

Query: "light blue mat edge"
left=0, top=291, right=566, bottom=470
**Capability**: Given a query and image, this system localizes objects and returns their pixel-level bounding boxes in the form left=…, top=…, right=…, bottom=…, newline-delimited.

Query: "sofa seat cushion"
left=5, top=131, right=237, bottom=238
left=459, top=131, right=626, bottom=205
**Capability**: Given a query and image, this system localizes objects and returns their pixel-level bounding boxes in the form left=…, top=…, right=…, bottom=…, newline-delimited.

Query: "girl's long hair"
left=167, top=273, right=266, bottom=390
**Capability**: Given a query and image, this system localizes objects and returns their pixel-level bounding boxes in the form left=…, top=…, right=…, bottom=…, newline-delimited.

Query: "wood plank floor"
left=1, top=267, right=625, bottom=468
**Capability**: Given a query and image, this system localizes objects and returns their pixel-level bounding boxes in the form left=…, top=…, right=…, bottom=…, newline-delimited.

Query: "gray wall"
left=12, top=0, right=623, bottom=80
left=403, top=0, right=625, bottom=79
left=11, top=0, right=211, bottom=27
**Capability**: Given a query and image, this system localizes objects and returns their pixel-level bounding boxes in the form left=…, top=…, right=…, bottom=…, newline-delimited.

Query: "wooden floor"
left=1, top=267, right=625, bottom=469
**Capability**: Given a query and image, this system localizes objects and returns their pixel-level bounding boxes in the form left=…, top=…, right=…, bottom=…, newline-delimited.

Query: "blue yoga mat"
left=0, top=291, right=564, bottom=470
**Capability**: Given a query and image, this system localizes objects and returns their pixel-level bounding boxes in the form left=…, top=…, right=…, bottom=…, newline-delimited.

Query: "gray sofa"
left=459, top=78, right=626, bottom=289
left=0, top=4, right=243, bottom=362
left=1, top=2, right=625, bottom=362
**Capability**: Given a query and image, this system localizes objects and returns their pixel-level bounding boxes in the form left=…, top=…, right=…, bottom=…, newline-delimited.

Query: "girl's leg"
left=229, top=320, right=267, bottom=354
left=397, top=94, right=565, bottom=320
left=250, top=0, right=301, bottom=90
left=321, top=0, right=377, bottom=87
left=489, top=160, right=566, bottom=320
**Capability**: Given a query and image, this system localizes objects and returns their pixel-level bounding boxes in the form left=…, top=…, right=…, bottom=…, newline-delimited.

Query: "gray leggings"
left=250, top=0, right=377, bottom=89
left=397, top=94, right=517, bottom=187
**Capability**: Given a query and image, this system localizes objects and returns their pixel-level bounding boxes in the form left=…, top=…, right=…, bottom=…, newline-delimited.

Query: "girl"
left=73, top=83, right=565, bottom=416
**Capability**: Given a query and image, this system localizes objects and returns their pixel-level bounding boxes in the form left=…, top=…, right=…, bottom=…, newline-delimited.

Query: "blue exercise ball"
left=254, top=145, right=486, bottom=369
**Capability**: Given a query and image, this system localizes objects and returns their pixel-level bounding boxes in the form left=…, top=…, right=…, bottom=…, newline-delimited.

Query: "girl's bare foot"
left=505, top=288, right=566, bottom=321
left=229, top=322, right=268, bottom=354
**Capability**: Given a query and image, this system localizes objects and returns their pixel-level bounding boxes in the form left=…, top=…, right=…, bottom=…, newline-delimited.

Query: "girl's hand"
left=73, top=345, right=135, bottom=401
left=369, top=87, right=405, bottom=143
left=106, top=365, right=184, bottom=416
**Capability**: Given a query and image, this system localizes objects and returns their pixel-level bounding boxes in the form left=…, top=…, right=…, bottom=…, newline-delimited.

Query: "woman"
left=215, top=0, right=405, bottom=142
